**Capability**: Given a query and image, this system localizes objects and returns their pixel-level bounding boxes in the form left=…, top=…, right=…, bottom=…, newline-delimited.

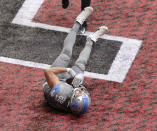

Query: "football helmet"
left=69, top=87, right=91, bottom=115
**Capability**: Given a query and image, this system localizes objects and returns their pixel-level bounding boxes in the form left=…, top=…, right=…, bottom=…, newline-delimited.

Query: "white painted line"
left=12, top=0, right=44, bottom=25
left=12, top=0, right=71, bottom=33
left=0, top=57, right=50, bottom=69
left=11, top=0, right=143, bottom=83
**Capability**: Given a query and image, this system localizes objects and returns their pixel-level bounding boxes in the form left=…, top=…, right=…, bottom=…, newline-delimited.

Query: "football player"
left=43, top=7, right=108, bottom=115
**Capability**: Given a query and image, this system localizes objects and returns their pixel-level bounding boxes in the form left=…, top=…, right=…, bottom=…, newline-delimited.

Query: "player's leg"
left=72, top=37, right=93, bottom=74
left=51, top=7, right=94, bottom=69
left=72, top=26, right=108, bottom=74
left=62, top=0, right=69, bottom=9
left=50, top=23, right=79, bottom=68
left=50, top=7, right=93, bottom=80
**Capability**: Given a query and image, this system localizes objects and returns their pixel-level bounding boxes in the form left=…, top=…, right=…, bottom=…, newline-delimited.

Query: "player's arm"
left=44, top=67, right=76, bottom=88
left=44, top=67, right=67, bottom=88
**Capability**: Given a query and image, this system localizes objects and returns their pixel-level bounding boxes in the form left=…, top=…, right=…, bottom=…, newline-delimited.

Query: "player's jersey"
left=43, top=81, right=74, bottom=112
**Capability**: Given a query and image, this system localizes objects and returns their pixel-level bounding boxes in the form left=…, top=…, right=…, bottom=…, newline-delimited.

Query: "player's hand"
left=66, top=68, right=76, bottom=77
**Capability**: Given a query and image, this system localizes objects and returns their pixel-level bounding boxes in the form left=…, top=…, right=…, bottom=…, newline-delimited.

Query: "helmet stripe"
left=70, top=101, right=78, bottom=109
left=81, top=97, right=88, bottom=114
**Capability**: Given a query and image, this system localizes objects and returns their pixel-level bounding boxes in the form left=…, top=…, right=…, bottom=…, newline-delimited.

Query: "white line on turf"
left=0, top=56, right=50, bottom=69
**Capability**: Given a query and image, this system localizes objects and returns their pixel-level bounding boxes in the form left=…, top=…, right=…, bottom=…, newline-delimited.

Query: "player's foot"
left=76, top=7, right=93, bottom=25
left=89, top=26, right=108, bottom=42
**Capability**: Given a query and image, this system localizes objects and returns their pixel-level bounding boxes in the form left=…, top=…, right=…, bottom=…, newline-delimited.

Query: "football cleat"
left=76, top=6, right=93, bottom=25
left=89, top=26, right=108, bottom=42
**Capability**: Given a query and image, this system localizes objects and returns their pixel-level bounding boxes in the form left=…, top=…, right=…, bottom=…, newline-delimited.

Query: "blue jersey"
left=43, top=81, right=74, bottom=112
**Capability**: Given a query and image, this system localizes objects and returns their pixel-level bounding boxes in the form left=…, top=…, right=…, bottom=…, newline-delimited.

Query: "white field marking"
left=0, top=57, right=50, bottom=69
left=10, top=0, right=143, bottom=83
